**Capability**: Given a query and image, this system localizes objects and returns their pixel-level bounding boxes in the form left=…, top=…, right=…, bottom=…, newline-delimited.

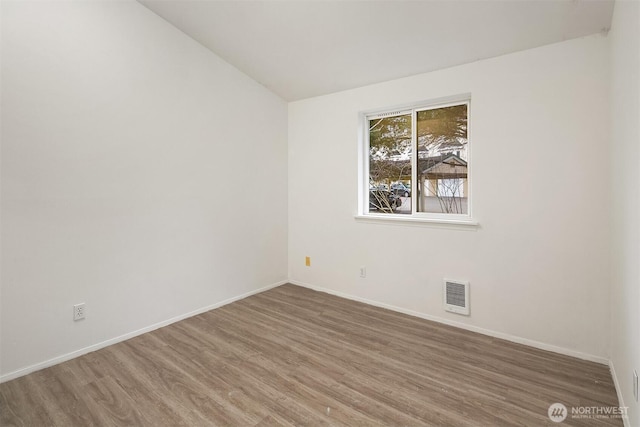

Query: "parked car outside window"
left=390, top=182, right=411, bottom=197
left=369, top=189, right=402, bottom=212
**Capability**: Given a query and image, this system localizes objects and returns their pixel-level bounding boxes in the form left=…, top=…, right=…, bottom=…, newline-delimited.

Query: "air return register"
left=443, top=279, right=470, bottom=315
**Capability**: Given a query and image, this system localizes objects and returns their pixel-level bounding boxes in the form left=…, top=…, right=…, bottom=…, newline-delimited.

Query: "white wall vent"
left=443, top=279, right=470, bottom=315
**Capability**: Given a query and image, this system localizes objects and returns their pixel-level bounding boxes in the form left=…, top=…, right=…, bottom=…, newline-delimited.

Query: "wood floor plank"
left=0, top=283, right=623, bottom=426
left=0, top=376, right=56, bottom=427
left=81, top=376, right=147, bottom=426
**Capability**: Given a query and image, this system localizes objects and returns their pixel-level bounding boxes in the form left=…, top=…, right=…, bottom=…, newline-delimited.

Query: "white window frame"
left=357, top=94, right=476, bottom=226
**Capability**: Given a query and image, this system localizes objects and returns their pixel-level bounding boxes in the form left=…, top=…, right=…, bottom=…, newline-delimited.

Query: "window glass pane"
left=368, top=114, right=411, bottom=214
left=416, top=104, right=468, bottom=214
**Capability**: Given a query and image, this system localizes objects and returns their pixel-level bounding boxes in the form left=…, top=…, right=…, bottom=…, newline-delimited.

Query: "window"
left=361, top=96, right=471, bottom=222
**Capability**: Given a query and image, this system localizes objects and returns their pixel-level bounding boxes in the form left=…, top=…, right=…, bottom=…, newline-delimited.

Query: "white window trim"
left=358, top=94, right=477, bottom=227
left=354, top=214, right=479, bottom=229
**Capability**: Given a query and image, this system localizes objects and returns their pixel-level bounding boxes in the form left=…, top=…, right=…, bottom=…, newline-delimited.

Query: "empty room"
left=1, top=0, right=638, bottom=425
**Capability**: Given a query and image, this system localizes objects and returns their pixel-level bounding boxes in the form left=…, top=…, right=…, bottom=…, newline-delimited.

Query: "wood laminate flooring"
left=0, top=284, right=623, bottom=426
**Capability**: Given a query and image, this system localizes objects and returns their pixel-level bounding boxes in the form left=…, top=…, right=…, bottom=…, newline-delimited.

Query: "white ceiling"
left=139, top=0, right=615, bottom=101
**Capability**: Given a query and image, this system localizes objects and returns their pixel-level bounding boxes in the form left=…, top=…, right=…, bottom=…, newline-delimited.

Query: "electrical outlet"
left=73, top=303, right=85, bottom=321
left=359, top=266, right=366, bottom=278
left=634, top=369, right=638, bottom=402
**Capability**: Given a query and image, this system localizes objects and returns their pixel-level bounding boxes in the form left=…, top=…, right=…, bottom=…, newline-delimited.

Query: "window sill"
left=354, top=214, right=479, bottom=230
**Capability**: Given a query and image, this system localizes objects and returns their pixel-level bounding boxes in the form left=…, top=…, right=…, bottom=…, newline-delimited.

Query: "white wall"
left=0, top=0, right=288, bottom=379
left=289, top=34, right=611, bottom=361
left=609, top=0, right=640, bottom=424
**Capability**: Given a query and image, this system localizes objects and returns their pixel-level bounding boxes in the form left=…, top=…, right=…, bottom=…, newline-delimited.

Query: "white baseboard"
left=0, top=280, right=287, bottom=384
left=609, top=360, right=631, bottom=427
left=3, top=277, right=628, bottom=424
left=0, top=278, right=613, bottom=384
left=289, top=280, right=610, bottom=366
